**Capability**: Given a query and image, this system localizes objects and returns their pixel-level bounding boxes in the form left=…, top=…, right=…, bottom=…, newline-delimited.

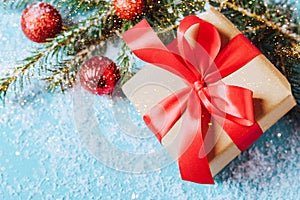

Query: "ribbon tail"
left=178, top=93, right=214, bottom=184
left=213, top=115, right=263, bottom=151
left=143, top=88, right=190, bottom=142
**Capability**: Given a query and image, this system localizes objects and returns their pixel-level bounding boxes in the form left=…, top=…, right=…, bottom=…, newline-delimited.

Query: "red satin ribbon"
left=122, top=15, right=263, bottom=184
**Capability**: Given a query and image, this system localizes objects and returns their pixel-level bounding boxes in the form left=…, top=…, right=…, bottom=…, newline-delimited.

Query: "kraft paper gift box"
left=121, top=8, right=296, bottom=183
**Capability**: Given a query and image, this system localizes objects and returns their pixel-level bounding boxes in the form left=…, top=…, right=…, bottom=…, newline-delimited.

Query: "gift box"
left=121, top=7, right=296, bottom=184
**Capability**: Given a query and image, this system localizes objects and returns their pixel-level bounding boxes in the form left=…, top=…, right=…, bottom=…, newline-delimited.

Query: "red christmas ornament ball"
left=21, top=2, right=62, bottom=43
left=114, top=0, right=144, bottom=20
left=80, top=56, right=121, bottom=95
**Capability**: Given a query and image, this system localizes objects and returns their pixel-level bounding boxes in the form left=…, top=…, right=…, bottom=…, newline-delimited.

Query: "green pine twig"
left=0, top=3, right=122, bottom=100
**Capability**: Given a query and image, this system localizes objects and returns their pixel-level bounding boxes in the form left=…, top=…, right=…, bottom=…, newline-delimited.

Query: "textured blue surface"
left=0, top=4, right=300, bottom=199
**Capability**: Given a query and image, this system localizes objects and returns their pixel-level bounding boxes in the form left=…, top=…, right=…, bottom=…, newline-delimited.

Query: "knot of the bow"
left=193, top=80, right=205, bottom=92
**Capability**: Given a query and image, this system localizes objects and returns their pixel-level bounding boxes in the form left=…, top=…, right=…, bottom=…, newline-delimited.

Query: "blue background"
left=0, top=3, right=299, bottom=199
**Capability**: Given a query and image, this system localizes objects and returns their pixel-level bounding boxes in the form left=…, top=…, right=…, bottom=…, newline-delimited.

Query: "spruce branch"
left=0, top=51, right=44, bottom=101
left=116, top=41, right=137, bottom=86
left=0, top=3, right=123, bottom=99
left=221, top=0, right=300, bottom=42
left=1, top=0, right=106, bottom=12
left=42, top=7, right=123, bottom=92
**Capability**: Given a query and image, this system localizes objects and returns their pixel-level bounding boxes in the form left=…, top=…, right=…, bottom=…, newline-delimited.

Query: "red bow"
left=122, top=16, right=263, bottom=184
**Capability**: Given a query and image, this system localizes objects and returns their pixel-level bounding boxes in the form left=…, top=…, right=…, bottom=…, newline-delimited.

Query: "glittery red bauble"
left=80, top=56, right=121, bottom=95
left=21, top=2, right=62, bottom=43
left=114, top=0, right=144, bottom=20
